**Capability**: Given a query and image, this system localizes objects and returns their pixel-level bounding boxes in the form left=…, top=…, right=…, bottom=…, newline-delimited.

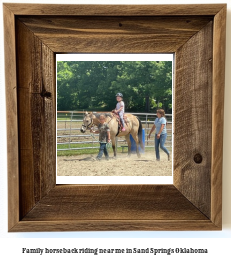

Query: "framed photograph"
left=56, top=53, right=174, bottom=185
left=4, top=3, right=226, bottom=231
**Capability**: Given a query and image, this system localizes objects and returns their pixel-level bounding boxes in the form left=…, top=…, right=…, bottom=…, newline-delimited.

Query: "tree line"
left=57, top=60, right=172, bottom=113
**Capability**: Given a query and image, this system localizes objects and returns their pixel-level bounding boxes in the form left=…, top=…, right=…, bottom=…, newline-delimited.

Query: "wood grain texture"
left=18, top=16, right=213, bottom=53
left=174, top=22, right=213, bottom=218
left=4, top=3, right=226, bottom=231
left=211, top=5, right=226, bottom=228
left=3, top=4, right=20, bottom=231
left=3, top=3, right=226, bottom=16
left=16, top=19, right=56, bottom=219
left=22, top=185, right=207, bottom=221
left=11, top=220, right=218, bottom=232
left=12, top=185, right=217, bottom=232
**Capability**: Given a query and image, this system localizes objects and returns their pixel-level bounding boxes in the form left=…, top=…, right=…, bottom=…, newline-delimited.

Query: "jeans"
left=155, top=133, right=169, bottom=160
left=96, top=142, right=109, bottom=160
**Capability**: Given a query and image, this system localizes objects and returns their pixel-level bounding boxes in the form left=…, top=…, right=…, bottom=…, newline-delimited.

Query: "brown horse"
left=80, top=112, right=144, bottom=158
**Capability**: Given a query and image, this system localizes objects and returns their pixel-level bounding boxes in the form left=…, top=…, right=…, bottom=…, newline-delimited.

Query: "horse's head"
left=80, top=112, right=93, bottom=133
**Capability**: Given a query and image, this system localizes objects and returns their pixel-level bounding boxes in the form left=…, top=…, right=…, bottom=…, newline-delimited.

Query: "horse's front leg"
left=111, top=136, right=116, bottom=158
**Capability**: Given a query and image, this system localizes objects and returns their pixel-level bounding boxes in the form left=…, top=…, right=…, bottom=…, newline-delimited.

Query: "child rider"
left=114, top=92, right=125, bottom=131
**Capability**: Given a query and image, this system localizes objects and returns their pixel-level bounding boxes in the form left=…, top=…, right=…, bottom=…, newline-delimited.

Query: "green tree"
left=57, top=60, right=172, bottom=113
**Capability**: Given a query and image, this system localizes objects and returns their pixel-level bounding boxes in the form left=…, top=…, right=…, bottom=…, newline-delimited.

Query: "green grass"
left=57, top=117, right=72, bottom=121
left=57, top=142, right=118, bottom=156
left=56, top=143, right=170, bottom=157
left=57, top=143, right=100, bottom=156
left=56, top=142, right=137, bottom=156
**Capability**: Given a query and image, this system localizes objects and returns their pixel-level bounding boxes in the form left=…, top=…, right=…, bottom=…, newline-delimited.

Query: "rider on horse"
left=113, top=92, right=126, bottom=132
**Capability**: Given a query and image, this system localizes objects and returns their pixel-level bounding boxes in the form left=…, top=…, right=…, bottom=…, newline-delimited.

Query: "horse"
left=80, top=111, right=144, bottom=158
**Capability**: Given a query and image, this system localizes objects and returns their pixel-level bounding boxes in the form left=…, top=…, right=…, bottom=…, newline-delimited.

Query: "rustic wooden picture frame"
left=4, top=4, right=226, bottom=232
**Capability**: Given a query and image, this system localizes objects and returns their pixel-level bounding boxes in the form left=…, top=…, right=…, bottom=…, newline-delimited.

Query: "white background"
left=1, top=0, right=231, bottom=260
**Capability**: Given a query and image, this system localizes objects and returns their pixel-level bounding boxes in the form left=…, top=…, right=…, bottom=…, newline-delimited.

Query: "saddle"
left=112, top=112, right=129, bottom=132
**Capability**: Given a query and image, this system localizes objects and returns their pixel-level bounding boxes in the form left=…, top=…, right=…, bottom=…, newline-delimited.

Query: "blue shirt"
left=154, top=117, right=167, bottom=134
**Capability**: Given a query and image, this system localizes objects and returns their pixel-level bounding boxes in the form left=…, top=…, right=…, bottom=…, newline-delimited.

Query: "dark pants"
left=96, top=142, right=109, bottom=160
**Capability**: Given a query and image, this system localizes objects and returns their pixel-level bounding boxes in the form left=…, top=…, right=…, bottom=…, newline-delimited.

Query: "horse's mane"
left=92, top=112, right=113, bottom=119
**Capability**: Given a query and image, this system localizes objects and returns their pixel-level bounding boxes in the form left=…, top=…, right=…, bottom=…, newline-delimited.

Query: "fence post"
left=145, top=114, right=148, bottom=146
left=68, top=112, right=73, bottom=150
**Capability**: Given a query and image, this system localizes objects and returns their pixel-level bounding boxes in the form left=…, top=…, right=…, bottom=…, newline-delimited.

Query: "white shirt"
left=116, top=101, right=125, bottom=113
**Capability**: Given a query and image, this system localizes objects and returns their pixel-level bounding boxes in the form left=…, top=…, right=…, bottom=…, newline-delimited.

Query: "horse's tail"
left=137, top=117, right=144, bottom=150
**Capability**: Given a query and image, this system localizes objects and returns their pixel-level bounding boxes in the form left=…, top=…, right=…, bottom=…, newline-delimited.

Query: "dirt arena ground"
left=57, top=151, right=172, bottom=176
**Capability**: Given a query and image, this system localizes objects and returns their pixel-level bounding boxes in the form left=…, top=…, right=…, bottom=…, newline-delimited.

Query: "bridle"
left=81, top=117, right=93, bottom=130
left=82, top=112, right=114, bottom=131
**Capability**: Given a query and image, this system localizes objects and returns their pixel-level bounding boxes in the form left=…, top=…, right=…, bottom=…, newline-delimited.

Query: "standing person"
left=90, top=114, right=111, bottom=160
left=114, top=92, right=126, bottom=131
left=148, top=109, right=170, bottom=161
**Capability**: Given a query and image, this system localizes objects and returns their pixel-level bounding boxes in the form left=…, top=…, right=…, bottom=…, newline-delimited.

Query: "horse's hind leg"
left=130, top=132, right=141, bottom=158
left=124, top=134, right=132, bottom=156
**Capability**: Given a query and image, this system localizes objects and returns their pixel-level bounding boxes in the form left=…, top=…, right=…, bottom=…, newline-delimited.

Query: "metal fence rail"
left=57, top=111, right=172, bottom=152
